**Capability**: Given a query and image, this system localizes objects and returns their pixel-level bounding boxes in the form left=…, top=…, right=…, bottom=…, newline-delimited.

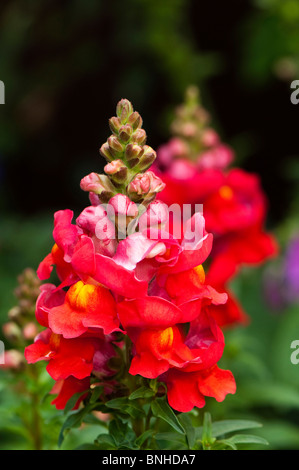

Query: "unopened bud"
left=201, top=128, right=219, bottom=147
left=23, top=322, right=39, bottom=340
left=8, top=306, right=22, bottom=322
left=116, top=99, right=133, bottom=123
left=137, top=145, right=156, bottom=171
left=109, top=194, right=139, bottom=218
left=127, top=111, right=143, bottom=130
left=107, top=136, right=124, bottom=156
left=119, top=124, right=133, bottom=143
left=125, top=144, right=144, bottom=161
left=3, top=322, right=22, bottom=342
left=131, top=128, right=147, bottom=145
left=109, top=116, right=122, bottom=135
left=80, top=173, right=116, bottom=202
left=0, top=350, right=26, bottom=370
left=104, top=160, right=128, bottom=184
left=100, top=142, right=114, bottom=162
left=128, top=171, right=165, bottom=202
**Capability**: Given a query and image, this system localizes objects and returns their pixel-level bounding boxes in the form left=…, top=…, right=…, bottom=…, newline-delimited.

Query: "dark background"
left=1, top=0, right=299, bottom=450
left=0, top=0, right=298, bottom=225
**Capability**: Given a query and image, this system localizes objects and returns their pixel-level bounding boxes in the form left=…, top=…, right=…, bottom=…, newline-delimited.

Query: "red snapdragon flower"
left=25, top=98, right=236, bottom=415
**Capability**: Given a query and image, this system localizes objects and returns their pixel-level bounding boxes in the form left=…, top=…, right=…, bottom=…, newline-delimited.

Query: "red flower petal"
left=117, top=296, right=183, bottom=330
left=48, top=281, right=119, bottom=338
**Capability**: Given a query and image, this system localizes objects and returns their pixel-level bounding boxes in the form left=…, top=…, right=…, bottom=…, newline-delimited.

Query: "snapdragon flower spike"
left=25, top=97, right=236, bottom=414
left=153, top=88, right=278, bottom=328
left=81, top=99, right=158, bottom=206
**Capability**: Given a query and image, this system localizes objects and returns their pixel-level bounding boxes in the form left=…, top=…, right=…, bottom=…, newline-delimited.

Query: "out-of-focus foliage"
left=0, top=0, right=299, bottom=451
left=242, top=0, right=299, bottom=86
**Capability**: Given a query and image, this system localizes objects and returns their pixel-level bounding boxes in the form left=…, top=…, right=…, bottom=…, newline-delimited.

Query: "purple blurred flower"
left=263, top=234, right=299, bottom=312
left=284, top=237, right=299, bottom=302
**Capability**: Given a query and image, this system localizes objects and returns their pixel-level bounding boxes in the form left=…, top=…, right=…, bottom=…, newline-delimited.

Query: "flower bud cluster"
left=81, top=99, right=165, bottom=206
left=165, top=86, right=234, bottom=170
left=1, top=268, right=41, bottom=370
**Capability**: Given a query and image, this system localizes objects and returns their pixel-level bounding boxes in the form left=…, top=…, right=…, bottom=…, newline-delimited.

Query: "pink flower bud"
left=80, top=173, right=116, bottom=201
left=108, top=194, right=138, bottom=218
left=201, top=128, right=219, bottom=147
left=76, top=205, right=117, bottom=256
left=23, top=322, right=39, bottom=340
left=0, top=350, right=26, bottom=370
left=2, top=322, right=22, bottom=342
left=197, top=144, right=234, bottom=171
left=138, top=200, right=169, bottom=231
left=128, top=171, right=165, bottom=201
left=104, top=160, right=128, bottom=183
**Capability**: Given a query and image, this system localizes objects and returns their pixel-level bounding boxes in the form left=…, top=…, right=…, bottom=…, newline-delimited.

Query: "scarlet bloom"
left=153, top=139, right=277, bottom=328
left=37, top=210, right=81, bottom=288
left=50, top=376, right=90, bottom=410
left=25, top=97, right=237, bottom=415
left=163, top=365, right=236, bottom=413
left=25, top=328, right=116, bottom=380
left=48, top=281, right=120, bottom=338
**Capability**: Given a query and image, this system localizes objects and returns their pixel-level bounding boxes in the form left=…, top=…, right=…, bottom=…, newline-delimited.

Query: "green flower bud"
left=132, top=128, right=147, bottom=145
left=137, top=145, right=156, bottom=171
left=109, top=116, right=122, bottom=135
left=119, top=124, right=133, bottom=143
left=107, top=135, right=125, bottom=156
left=125, top=143, right=144, bottom=161
left=100, top=142, right=114, bottom=162
left=116, top=99, right=133, bottom=124
left=127, top=111, right=143, bottom=130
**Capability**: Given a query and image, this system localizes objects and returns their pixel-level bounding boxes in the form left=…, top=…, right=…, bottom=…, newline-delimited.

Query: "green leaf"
left=58, top=403, right=98, bottom=447
left=214, top=434, right=269, bottom=450
left=135, top=429, right=155, bottom=448
left=58, top=408, right=88, bottom=447
left=95, top=433, right=117, bottom=450
left=200, top=412, right=216, bottom=450
left=105, top=397, right=145, bottom=419
left=155, top=432, right=187, bottom=445
left=227, top=434, right=269, bottom=446
left=151, top=398, right=185, bottom=435
left=238, top=382, right=299, bottom=410
left=108, top=419, right=137, bottom=449
left=63, top=389, right=89, bottom=415
left=214, top=439, right=238, bottom=450
left=178, top=413, right=196, bottom=449
left=196, top=419, right=263, bottom=439
left=89, top=386, right=104, bottom=404
left=75, top=443, right=100, bottom=450
left=129, top=386, right=155, bottom=400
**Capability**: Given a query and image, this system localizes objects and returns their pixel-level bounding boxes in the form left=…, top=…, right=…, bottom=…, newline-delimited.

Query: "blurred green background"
left=1, top=0, right=299, bottom=450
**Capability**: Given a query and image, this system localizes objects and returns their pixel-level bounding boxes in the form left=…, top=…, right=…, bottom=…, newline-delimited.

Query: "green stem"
left=27, top=364, right=43, bottom=450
